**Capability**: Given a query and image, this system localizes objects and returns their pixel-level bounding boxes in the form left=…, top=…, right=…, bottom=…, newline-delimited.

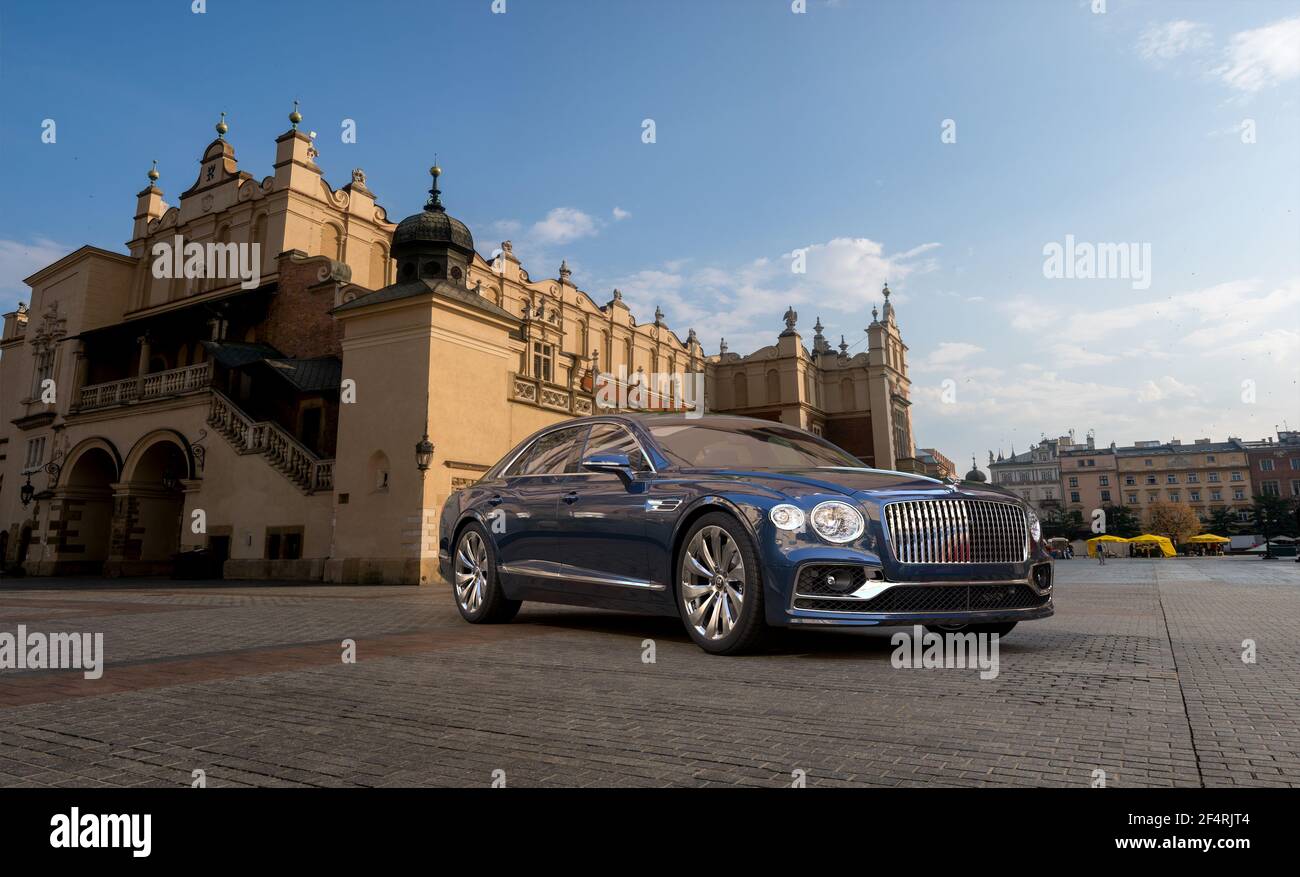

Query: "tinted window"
left=508, top=427, right=586, bottom=476
left=584, top=424, right=650, bottom=472
left=649, top=423, right=860, bottom=469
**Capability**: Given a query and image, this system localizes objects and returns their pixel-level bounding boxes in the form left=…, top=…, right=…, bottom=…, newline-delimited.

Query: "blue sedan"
left=439, top=414, right=1054, bottom=655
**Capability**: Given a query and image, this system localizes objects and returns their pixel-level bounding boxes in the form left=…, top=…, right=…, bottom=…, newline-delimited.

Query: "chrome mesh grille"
left=883, top=499, right=1029, bottom=564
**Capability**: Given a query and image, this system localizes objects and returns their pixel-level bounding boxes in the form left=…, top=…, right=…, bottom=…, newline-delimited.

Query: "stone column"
left=70, top=340, right=89, bottom=412
left=135, top=333, right=151, bottom=397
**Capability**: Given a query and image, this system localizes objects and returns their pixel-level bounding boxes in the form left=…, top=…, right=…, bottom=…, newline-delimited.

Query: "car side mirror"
left=582, top=453, right=634, bottom=484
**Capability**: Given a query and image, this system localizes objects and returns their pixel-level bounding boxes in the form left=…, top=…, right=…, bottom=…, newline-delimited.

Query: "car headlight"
left=809, top=501, right=865, bottom=543
left=769, top=504, right=805, bottom=531
left=1026, top=508, right=1042, bottom=542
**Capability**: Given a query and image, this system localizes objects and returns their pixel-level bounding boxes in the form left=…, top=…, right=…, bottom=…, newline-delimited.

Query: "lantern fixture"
left=19, top=476, right=35, bottom=508
left=415, top=432, right=435, bottom=472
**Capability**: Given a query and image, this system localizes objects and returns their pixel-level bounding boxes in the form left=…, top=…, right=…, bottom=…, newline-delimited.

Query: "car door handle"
left=489, top=495, right=503, bottom=506
left=563, top=491, right=580, bottom=505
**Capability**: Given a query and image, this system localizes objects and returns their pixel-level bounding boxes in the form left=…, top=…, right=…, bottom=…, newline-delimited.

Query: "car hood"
left=680, top=466, right=1021, bottom=502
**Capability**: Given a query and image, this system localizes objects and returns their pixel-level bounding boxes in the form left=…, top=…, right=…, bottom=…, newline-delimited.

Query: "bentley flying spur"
left=439, top=414, right=1054, bottom=654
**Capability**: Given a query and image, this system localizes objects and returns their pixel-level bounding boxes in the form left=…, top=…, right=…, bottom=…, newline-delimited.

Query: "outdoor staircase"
left=207, top=389, right=334, bottom=494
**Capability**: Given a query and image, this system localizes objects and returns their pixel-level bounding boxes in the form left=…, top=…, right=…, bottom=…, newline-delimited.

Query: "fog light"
left=1033, top=564, right=1052, bottom=590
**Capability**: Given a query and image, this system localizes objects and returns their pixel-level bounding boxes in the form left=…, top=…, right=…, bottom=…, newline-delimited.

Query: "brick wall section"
left=260, top=251, right=346, bottom=359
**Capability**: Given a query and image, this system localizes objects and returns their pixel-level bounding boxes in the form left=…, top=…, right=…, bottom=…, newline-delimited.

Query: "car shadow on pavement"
left=512, top=607, right=958, bottom=659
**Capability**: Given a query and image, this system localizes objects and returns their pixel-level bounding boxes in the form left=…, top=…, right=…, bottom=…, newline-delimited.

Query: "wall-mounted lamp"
left=415, top=432, right=435, bottom=472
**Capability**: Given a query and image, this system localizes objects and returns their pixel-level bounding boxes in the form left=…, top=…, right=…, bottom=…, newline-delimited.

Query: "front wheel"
left=925, top=621, right=1017, bottom=637
left=452, top=524, right=521, bottom=624
left=676, top=513, right=767, bottom=655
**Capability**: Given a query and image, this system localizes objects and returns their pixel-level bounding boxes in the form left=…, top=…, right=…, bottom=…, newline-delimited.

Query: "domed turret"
left=391, top=162, right=475, bottom=285
left=964, top=455, right=987, bottom=482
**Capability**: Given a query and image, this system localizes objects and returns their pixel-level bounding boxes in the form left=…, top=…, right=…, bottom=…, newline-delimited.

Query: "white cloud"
left=1136, top=375, right=1199, bottom=403
left=913, top=341, right=984, bottom=372
left=1137, top=20, right=1211, bottom=63
left=1217, top=16, right=1300, bottom=92
left=601, top=237, right=941, bottom=353
left=530, top=207, right=599, bottom=246
left=612, top=207, right=631, bottom=221
left=0, top=237, right=70, bottom=307
left=1005, top=279, right=1300, bottom=353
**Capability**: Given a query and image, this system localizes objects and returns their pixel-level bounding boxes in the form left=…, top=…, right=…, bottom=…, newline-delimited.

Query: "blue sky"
left=1, top=0, right=1297, bottom=469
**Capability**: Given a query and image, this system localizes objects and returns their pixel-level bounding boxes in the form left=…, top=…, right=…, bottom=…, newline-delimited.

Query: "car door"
left=553, top=423, right=658, bottom=596
left=493, top=426, right=588, bottom=584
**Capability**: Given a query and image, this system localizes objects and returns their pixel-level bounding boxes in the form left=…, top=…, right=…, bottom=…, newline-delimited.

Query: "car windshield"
left=648, top=423, right=862, bottom=470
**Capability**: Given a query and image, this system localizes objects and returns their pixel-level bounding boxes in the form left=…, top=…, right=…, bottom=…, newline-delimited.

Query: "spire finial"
left=147, top=159, right=160, bottom=185
left=289, top=100, right=302, bottom=130
left=883, top=281, right=890, bottom=299
left=215, top=112, right=228, bottom=139
left=426, top=156, right=444, bottom=212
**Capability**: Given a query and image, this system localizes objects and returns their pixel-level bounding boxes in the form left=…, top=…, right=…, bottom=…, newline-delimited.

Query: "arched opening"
left=122, top=436, right=190, bottom=568
left=733, top=372, right=748, bottom=409
left=765, top=369, right=780, bottom=404
left=58, top=445, right=118, bottom=573
left=841, top=378, right=855, bottom=410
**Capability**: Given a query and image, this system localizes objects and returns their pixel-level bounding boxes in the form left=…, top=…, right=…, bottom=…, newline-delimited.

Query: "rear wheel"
left=453, top=524, right=521, bottom=624
left=925, top=621, right=1017, bottom=637
left=676, top=513, right=766, bottom=655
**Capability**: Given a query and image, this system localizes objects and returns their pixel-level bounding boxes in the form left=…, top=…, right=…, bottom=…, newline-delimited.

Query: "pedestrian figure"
left=1097, top=546, right=1106, bottom=565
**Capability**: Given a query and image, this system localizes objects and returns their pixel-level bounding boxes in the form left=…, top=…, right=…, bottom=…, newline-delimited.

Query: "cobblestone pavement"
left=0, top=557, right=1296, bottom=787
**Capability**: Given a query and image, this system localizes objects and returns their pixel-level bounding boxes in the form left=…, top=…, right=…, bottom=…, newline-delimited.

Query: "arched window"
left=765, top=369, right=780, bottom=404
left=251, top=213, right=269, bottom=275
left=733, top=372, right=748, bottom=409
left=841, top=378, right=855, bottom=410
left=370, top=243, right=389, bottom=289
left=320, top=224, right=343, bottom=262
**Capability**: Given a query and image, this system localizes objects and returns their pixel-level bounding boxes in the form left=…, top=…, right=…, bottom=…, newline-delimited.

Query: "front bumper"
left=772, top=557, right=1055, bottom=628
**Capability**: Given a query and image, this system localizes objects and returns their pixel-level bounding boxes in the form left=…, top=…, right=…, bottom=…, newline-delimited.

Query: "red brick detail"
left=260, top=252, right=345, bottom=359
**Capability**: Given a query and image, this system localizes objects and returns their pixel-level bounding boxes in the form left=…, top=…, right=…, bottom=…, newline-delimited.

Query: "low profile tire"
left=925, top=621, right=1017, bottom=637
left=676, top=513, right=767, bottom=655
left=452, top=523, right=521, bottom=624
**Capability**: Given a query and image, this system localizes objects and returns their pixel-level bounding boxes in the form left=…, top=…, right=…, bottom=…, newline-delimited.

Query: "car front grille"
left=883, top=499, right=1029, bottom=564
left=793, top=584, right=1050, bottom=614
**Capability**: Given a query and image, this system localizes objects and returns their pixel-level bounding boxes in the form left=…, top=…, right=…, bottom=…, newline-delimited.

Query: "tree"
left=1042, top=507, right=1087, bottom=541
left=1100, top=504, right=1142, bottom=538
left=1147, top=501, right=1201, bottom=547
left=1201, top=506, right=1239, bottom=537
left=1250, top=494, right=1295, bottom=558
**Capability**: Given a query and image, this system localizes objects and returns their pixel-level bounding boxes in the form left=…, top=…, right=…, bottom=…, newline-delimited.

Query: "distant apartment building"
left=1059, top=439, right=1120, bottom=516
left=988, top=433, right=1086, bottom=513
left=1114, top=438, right=1254, bottom=524
left=1241, top=430, right=1300, bottom=501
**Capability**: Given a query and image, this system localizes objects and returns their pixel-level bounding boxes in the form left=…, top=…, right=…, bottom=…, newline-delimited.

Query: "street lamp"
left=19, top=476, right=35, bottom=508
left=415, top=432, right=435, bottom=472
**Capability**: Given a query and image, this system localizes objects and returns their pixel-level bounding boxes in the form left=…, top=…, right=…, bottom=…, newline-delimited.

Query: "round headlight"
left=809, top=501, right=865, bottom=543
left=1027, top=509, right=1042, bottom=542
left=769, top=504, right=805, bottom=531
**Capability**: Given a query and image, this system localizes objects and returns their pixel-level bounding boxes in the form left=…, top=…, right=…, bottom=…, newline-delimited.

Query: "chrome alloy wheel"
left=680, top=525, right=746, bottom=641
left=454, top=530, right=489, bottom=614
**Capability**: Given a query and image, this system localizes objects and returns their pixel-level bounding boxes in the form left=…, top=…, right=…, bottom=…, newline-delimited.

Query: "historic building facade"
left=706, top=291, right=915, bottom=471
left=0, top=113, right=918, bottom=584
left=1114, top=438, right=1255, bottom=525
left=988, top=435, right=1073, bottom=514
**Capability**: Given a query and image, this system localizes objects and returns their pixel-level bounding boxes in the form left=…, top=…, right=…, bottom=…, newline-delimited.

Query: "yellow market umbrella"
left=1130, top=534, right=1176, bottom=557
left=1086, top=534, right=1128, bottom=558
left=1187, top=534, right=1230, bottom=543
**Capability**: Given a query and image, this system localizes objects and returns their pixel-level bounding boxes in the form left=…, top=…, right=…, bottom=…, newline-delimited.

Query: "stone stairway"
left=207, top=389, right=334, bottom=494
